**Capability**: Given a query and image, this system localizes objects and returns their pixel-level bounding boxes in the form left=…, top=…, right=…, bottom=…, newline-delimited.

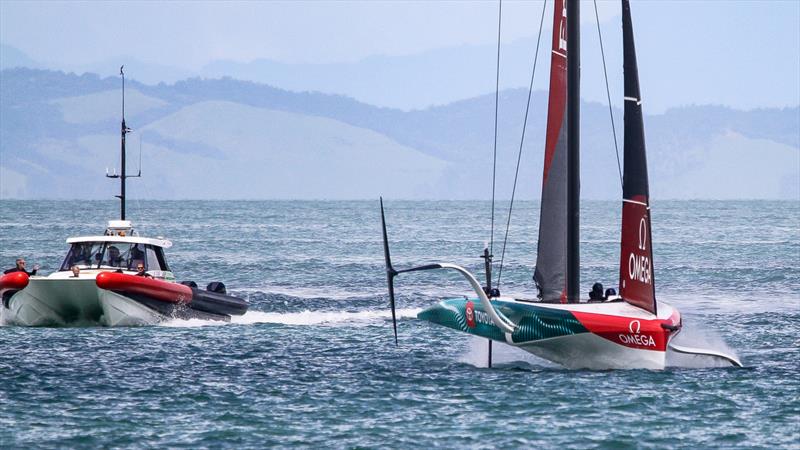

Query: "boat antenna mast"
left=485, top=0, right=503, bottom=300
left=106, top=65, right=140, bottom=221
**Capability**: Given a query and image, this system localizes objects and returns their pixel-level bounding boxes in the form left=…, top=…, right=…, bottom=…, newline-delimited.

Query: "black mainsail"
left=619, top=0, right=657, bottom=314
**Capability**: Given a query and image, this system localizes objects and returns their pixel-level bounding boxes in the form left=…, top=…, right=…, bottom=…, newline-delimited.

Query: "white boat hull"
left=4, top=278, right=103, bottom=326
left=2, top=273, right=167, bottom=326
left=99, top=289, right=167, bottom=326
left=418, top=297, right=681, bottom=370
left=518, top=330, right=666, bottom=370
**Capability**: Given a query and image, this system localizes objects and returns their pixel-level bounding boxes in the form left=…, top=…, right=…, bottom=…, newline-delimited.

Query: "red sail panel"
left=541, top=0, right=568, bottom=185
left=534, top=0, right=569, bottom=302
left=619, top=197, right=655, bottom=313
left=619, top=0, right=656, bottom=315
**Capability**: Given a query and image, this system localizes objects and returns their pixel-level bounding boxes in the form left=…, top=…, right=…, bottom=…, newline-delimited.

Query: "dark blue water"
left=1, top=200, right=798, bottom=448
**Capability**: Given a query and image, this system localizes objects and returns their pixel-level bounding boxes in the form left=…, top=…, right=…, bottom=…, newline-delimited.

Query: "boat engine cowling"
left=206, top=281, right=226, bottom=295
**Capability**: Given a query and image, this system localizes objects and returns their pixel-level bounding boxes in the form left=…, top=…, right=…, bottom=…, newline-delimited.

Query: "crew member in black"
left=588, top=282, right=605, bottom=302
left=4, top=258, right=39, bottom=276
left=134, top=263, right=151, bottom=278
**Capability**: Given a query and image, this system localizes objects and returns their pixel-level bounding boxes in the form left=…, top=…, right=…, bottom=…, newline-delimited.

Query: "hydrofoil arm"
left=380, top=198, right=516, bottom=345
left=668, top=342, right=743, bottom=367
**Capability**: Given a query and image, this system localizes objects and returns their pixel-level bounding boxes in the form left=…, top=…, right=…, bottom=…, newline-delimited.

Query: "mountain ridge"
left=1, top=68, right=798, bottom=200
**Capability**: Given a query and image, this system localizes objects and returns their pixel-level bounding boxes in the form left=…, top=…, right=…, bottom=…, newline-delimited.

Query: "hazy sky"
left=1, top=0, right=799, bottom=110
left=0, top=1, right=620, bottom=67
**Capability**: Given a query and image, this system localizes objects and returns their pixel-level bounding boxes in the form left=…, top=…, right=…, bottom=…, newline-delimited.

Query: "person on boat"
left=588, top=282, right=605, bottom=302
left=4, top=258, right=39, bottom=276
left=106, top=246, right=123, bottom=267
left=134, top=263, right=151, bottom=278
left=70, top=265, right=80, bottom=278
left=70, top=244, right=93, bottom=266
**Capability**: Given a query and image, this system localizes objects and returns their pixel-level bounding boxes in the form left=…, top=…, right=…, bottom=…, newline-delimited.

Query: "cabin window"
left=59, top=242, right=166, bottom=271
left=145, top=246, right=170, bottom=271
left=100, top=243, right=142, bottom=269
left=60, top=242, right=104, bottom=271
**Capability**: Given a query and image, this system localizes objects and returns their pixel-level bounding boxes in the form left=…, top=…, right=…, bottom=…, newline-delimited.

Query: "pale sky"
left=0, top=1, right=620, bottom=67
left=1, top=0, right=799, bottom=110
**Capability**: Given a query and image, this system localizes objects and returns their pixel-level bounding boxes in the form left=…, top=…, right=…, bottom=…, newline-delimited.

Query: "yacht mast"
left=566, top=0, right=580, bottom=302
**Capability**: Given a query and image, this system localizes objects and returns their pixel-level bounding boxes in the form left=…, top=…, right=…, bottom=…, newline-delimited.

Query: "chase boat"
left=0, top=68, right=248, bottom=327
left=380, top=0, right=741, bottom=370
left=0, top=220, right=247, bottom=326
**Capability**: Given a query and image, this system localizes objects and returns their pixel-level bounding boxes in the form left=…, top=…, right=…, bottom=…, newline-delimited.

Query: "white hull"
left=3, top=273, right=165, bottom=327
left=99, top=289, right=167, bottom=326
left=4, top=278, right=102, bottom=326
left=512, top=299, right=671, bottom=369
left=518, top=331, right=666, bottom=370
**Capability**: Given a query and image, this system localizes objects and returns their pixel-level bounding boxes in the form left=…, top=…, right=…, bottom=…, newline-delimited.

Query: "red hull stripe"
left=572, top=309, right=680, bottom=352
left=96, top=272, right=192, bottom=304
left=0, top=272, right=29, bottom=295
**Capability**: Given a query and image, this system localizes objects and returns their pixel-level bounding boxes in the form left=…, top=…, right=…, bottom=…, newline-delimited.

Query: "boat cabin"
left=58, top=221, right=173, bottom=278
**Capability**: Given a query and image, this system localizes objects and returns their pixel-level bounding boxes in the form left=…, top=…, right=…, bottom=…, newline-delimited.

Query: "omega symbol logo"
left=638, top=218, right=647, bottom=251
left=629, top=320, right=641, bottom=334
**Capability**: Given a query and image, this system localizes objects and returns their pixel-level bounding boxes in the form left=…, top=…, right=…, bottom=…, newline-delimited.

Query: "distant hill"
left=1, top=68, right=798, bottom=200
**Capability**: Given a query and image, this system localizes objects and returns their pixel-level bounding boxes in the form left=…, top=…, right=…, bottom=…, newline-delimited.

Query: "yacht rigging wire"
left=594, top=0, right=624, bottom=188
left=489, top=0, right=503, bottom=259
left=496, top=0, right=548, bottom=288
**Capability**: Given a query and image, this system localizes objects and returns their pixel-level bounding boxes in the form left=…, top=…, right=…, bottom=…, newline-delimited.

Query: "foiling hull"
left=1, top=273, right=246, bottom=327
left=418, top=297, right=680, bottom=370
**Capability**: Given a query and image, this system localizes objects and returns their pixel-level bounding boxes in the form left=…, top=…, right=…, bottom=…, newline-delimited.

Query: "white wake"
left=160, top=308, right=421, bottom=328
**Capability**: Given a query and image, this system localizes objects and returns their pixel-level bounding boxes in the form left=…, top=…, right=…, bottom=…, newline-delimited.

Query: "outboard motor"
left=604, top=287, right=617, bottom=300
left=180, top=280, right=198, bottom=288
left=588, top=282, right=605, bottom=302
left=206, top=281, right=227, bottom=295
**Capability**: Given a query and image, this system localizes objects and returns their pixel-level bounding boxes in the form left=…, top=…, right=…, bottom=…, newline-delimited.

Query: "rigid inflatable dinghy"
left=1, top=68, right=248, bottom=326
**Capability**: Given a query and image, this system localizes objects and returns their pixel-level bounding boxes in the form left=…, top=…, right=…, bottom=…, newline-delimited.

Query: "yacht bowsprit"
left=0, top=68, right=248, bottom=326
left=380, top=0, right=741, bottom=370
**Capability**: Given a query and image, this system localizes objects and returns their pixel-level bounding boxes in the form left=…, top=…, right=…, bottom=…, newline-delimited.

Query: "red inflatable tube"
left=0, top=271, right=29, bottom=297
left=96, top=272, right=192, bottom=304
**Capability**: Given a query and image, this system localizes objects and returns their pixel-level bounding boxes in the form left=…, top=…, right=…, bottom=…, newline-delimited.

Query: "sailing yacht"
left=380, top=0, right=741, bottom=369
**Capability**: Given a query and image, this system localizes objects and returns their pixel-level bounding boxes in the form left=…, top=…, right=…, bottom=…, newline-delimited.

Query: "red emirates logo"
left=465, top=300, right=476, bottom=328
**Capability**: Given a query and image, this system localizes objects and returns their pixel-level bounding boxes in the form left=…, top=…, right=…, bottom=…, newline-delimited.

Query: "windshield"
left=60, top=242, right=167, bottom=271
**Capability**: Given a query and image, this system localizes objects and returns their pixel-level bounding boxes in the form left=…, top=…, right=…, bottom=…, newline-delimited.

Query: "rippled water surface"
left=1, top=200, right=798, bottom=448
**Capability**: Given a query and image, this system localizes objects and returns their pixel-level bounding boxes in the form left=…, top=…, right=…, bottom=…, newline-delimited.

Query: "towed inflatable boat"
left=96, top=272, right=248, bottom=326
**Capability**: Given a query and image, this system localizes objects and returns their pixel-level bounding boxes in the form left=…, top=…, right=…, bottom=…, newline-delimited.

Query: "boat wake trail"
left=160, top=308, right=422, bottom=327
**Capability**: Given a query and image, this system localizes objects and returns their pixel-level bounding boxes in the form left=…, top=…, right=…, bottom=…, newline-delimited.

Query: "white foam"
left=231, top=308, right=421, bottom=326
left=157, top=307, right=421, bottom=328
left=160, top=317, right=228, bottom=328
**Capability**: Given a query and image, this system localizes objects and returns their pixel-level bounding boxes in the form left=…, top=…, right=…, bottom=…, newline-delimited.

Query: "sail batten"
left=533, top=0, right=569, bottom=303
left=619, top=0, right=657, bottom=315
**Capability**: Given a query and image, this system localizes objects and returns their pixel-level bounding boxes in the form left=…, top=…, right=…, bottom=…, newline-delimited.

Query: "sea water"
left=1, top=200, right=798, bottom=448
